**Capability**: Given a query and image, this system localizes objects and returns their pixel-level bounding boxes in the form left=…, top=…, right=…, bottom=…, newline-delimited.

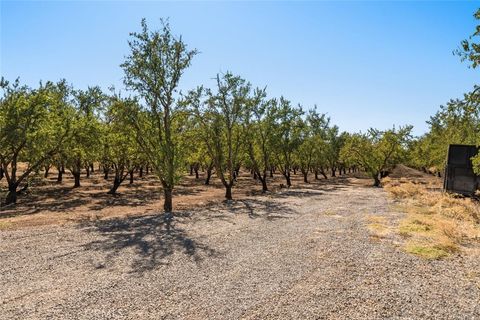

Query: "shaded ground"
left=1, top=177, right=480, bottom=319
left=0, top=168, right=326, bottom=228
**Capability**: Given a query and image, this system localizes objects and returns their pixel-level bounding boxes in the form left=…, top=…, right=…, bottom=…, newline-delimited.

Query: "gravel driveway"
left=1, top=179, right=480, bottom=319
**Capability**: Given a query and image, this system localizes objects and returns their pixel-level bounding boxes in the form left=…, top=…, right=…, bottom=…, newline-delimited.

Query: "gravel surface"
left=1, top=179, right=480, bottom=319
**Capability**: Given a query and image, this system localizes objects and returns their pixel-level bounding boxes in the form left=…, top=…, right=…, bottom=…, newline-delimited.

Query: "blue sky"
left=1, top=1, right=479, bottom=135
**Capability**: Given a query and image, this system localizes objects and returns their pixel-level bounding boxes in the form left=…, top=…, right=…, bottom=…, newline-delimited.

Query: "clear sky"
left=1, top=1, right=479, bottom=135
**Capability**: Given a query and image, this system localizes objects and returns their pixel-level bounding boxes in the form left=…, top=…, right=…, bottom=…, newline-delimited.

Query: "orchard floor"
left=1, top=172, right=480, bottom=319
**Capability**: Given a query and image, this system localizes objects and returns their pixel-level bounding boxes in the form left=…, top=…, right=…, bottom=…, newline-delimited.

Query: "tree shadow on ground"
left=268, top=184, right=346, bottom=199
left=271, top=189, right=327, bottom=199
left=78, top=214, right=218, bottom=273
left=0, top=182, right=164, bottom=217
left=0, top=186, right=90, bottom=217
left=238, top=198, right=297, bottom=220
left=87, top=187, right=161, bottom=211
left=1, top=172, right=214, bottom=217
left=194, top=177, right=366, bottom=222
left=243, top=175, right=363, bottom=199
left=198, top=197, right=297, bottom=222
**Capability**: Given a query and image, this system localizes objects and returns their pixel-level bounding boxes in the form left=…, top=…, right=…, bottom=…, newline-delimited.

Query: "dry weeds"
left=366, top=215, right=391, bottom=239
left=383, top=176, right=480, bottom=259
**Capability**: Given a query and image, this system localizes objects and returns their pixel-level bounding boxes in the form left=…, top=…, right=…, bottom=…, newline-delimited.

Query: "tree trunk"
left=234, top=166, right=240, bottom=181
left=260, top=176, right=268, bottom=192
left=331, top=168, right=336, bottom=177
left=270, top=167, right=274, bottom=178
left=285, top=173, right=292, bottom=187
left=225, top=185, right=233, bottom=200
left=129, top=170, right=134, bottom=184
left=373, top=174, right=381, bottom=187
left=303, top=171, right=308, bottom=183
left=314, top=170, right=319, bottom=180
left=189, top=165, right=193, bottom=176
left=320, top=170, right=328, bottom=179
left=86, top=165, right=90, bottom=178
left=139, top=166, right=143, bottom=178
left=0, top=167, right=4, bottom=180
left=194, top=166, right=199, bottom=179
left=164, top=187, right=173, bottom=213
left=90, top=163, right=94, bottom=173
left=108, top=176, right=122, bottom=195
left=73, top=171, right=81, bottom=188
left=205, top=164, right=213, bottom=185
left=57, top=168, right=63, bottom=183
left=104, top=166, right=109, bottom=180
left=44, top=165, right=50, bottom=178
left=5, top=182, right=18, bottom=205
left=205, top=171, right=212, bottom=185
left=72, top=159, right=82, bottom=187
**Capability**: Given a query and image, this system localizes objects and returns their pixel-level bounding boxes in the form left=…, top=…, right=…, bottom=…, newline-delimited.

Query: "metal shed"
left=443, top=144, right=479, bottom=196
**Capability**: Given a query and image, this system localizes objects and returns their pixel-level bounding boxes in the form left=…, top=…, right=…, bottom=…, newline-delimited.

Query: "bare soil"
left=1, top=171, right=480, bottom=319
left=0, top=168, right=293, bottom=229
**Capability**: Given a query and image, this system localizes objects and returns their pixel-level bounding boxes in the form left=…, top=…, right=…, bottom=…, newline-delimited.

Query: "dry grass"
left=323, top=210, right=338, bottom=216
left=0, top=220, right=12, bottom=230
left=383, top=177, right=480, bottom=259
left=404, top=243, right=450, bottom=260
left=366, top=215, right=391, bottom=239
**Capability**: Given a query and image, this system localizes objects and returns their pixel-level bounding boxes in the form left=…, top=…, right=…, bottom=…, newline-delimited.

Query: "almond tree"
left=188, top=73, right=250, bottom=200
left=102, top=94, right=140, bottom=194
left=183, top=117, right=214, bottom=182
left=295, top=108, right=329, bottom=183
left=323, top=125, right=345, bottom=177
left=244, top=88, right=276, bottom=192
left=270, top=97, right=304, bottom=187
left=0, top=79, right=72, bottom=205
left=64, top=86, right=104, bottom=188
left=121, top=19, right=197, bottom=213
left=340, top=126, right=412, bottom=186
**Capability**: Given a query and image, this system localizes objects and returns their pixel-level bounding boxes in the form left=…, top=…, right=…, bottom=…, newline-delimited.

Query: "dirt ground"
left=0, top=168, right=294, bottom=229
left=1, top=170, right=480, bottom=319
